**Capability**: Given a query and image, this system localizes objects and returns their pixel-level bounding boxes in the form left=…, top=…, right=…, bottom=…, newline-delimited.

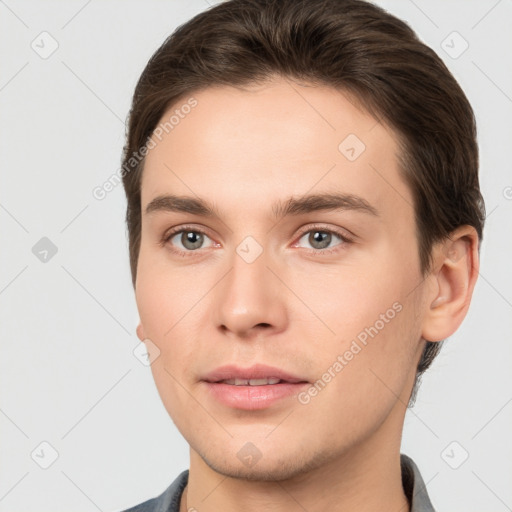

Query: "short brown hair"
left=121, top=0, right=485, bottom=406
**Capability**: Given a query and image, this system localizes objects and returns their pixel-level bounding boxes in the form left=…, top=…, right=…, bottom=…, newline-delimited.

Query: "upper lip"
left=202, top=364, right=309, bottom=383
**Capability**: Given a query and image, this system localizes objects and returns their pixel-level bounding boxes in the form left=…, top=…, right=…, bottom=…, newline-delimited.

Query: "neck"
left=180, top=406, right=410, bottom=512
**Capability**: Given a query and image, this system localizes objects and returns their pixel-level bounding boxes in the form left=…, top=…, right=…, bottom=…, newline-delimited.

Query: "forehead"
left=140, top=77, right=412, bottom=223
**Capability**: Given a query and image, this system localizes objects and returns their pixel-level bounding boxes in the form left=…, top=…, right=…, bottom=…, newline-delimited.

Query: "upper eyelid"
left=164, top=224, right=215, bottom=241
left=295, top=223, right=354, bottom=240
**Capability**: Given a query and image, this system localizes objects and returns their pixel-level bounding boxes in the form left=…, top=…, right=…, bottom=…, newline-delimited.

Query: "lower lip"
left=203, top=381, right=310, bottom=410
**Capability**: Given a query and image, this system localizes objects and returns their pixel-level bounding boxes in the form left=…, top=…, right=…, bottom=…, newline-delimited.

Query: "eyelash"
left=161, top=224, right=354, bottom=257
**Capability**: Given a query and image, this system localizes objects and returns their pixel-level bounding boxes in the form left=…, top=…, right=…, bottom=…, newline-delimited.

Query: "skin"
left=134, top=76, right=479, bottom=512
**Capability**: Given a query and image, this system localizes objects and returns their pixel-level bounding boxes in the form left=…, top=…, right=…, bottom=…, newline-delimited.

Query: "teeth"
left=222, top=377, right=282, bottom=386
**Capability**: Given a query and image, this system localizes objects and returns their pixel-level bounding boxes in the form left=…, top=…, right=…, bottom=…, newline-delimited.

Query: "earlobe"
left=136, top=323, right=146, bottom=342
left=422, top=226, right=480, bottom=342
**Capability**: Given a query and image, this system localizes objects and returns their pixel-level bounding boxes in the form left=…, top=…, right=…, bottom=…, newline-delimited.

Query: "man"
left=119, top=0, right=485, bottom=510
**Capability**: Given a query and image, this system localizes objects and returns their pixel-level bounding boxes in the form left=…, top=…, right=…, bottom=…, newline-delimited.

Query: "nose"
left=212, top=244, right=288, bottom=339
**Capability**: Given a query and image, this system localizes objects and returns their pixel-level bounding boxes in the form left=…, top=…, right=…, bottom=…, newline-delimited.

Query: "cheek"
left=293, top=259, right=405, bottom=345
left=135, top=246, right=194, bottom=339
left=294, top=301, right=420, bottom=449
left=332, top=296, right=420, bottom=402
left=137, top=279, right=202, bottom=428
left=136, top=270, right=199, bottom=378
left=135, top=248, right=204, bottom=393
left=296, top=259, right=421, bottom=404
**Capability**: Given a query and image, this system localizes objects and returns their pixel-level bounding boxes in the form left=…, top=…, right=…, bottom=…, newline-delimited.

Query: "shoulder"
left=400, top=453, right=437, bottom=512
left=118, top=470, right=189, bottom=512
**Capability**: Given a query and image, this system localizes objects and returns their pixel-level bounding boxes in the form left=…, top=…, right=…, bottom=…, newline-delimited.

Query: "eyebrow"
left=144, top=192, right=379, bottom=219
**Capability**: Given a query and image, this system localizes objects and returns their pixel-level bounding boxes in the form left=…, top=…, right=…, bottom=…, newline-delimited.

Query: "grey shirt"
left=121, top=453, right=435, bottom=512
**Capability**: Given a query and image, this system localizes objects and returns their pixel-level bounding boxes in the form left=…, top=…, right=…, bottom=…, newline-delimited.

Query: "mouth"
left=201, top=364, right=310, bottom=410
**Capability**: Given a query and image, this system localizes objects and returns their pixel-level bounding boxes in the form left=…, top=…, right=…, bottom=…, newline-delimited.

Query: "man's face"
left=135, top=77, right=429, bottom=480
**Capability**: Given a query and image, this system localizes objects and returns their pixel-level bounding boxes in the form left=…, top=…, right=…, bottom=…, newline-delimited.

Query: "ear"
left=136, top=323, right=147, bottom=342
left=421, top=225, right=480, bottom=342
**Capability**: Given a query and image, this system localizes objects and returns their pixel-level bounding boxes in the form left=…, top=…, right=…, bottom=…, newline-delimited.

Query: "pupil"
left=183, top=231, right=203, bottom=249
left=310, top=231, right=330, bottom=249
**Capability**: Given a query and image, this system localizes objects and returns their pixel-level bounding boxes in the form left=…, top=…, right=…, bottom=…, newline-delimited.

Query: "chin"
left=199, top=446, right=330, bottom=483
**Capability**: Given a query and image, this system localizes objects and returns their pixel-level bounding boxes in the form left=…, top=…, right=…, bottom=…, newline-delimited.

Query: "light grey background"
left=1, top=1, right=511, bottom=511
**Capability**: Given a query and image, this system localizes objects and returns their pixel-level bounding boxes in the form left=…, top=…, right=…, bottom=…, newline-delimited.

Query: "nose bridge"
left=212, top=235, right=287, bottom=336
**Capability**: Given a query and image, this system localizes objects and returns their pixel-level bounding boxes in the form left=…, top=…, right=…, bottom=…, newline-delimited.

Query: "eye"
left=162, top=224, right=353, bottom=257
left=163, top=227, right=215, bottom=254
left=293, top=226, right=352, bottom=254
